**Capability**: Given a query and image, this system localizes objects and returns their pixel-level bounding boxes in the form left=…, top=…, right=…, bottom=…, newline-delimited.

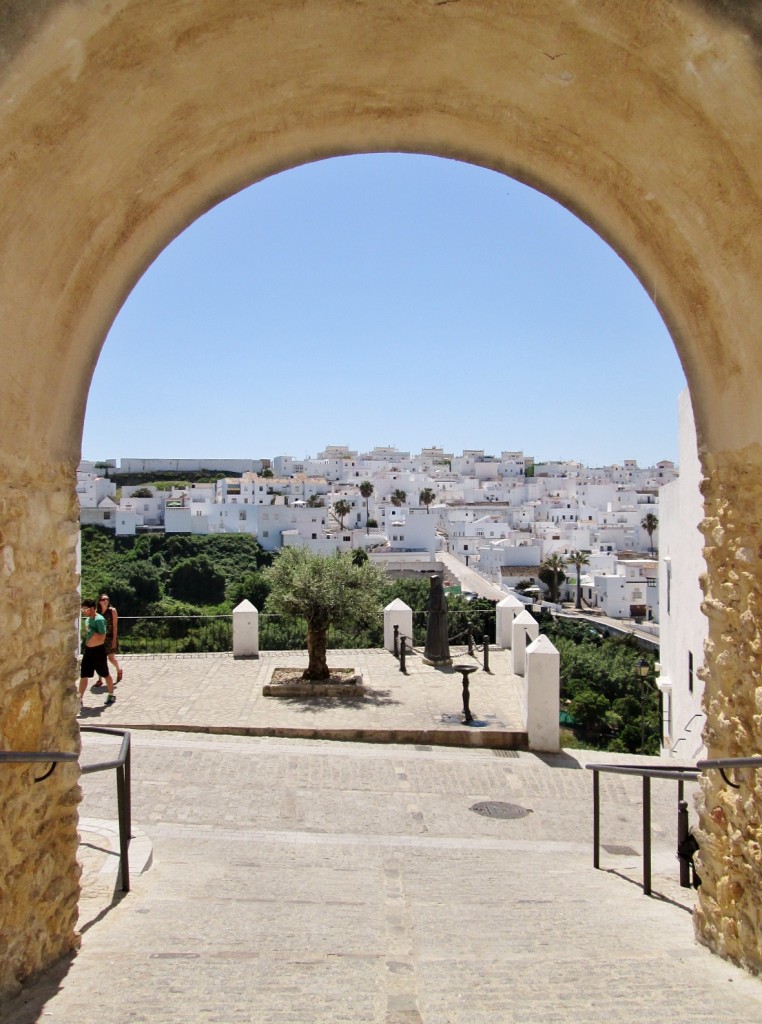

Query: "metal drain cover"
left=470, top=801, right=532, bottom=819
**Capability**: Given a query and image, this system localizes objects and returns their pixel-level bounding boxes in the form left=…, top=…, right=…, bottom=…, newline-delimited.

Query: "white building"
left=657, top=390, right=707, bottom=760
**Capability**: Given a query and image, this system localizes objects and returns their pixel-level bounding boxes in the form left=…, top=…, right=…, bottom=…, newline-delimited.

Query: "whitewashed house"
left=657, top=390, right=707, bottom=760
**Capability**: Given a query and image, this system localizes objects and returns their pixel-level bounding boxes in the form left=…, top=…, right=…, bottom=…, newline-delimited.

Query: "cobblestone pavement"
left=78, top=650, right=526, bottom=747
left=4, top=730, right=762, bottom=1024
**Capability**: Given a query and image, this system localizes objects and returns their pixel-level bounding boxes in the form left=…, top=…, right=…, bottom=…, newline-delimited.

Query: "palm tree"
left=332, top=499, right=351, bottom=530
left=419, top=487, right=436, bottom=513
left=568, top=549, right=590, bottom=609
left=359, top=480, right=374, bottom=533
left=641, top=512, right=659, bottom=557
left=540, top=553, right=568, bottom=603
left=391, top=489, right=407, bottom=507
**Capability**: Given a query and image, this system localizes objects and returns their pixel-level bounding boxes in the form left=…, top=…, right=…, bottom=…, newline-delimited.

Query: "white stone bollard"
left=232, top=599, right=259, bottom=658
left=525, top=635, right=560, bottom=752
left=496, top=594, right=527, bottom=648
left=512, top=609, right=539, bottom=676
left=384, top=599, right=413, bottom=653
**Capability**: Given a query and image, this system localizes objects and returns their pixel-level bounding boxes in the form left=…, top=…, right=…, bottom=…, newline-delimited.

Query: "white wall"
left=657, top=390, right=707, bottom=759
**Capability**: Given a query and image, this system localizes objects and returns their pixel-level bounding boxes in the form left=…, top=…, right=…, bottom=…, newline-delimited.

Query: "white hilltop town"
left=78, top=391, right=706, bottom=761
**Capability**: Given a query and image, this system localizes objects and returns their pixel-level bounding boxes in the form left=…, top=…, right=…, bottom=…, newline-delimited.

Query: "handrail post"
left=399, top=634, right=407, bottom=674
left=593, top=769, right=600, bottom=869
left=467, top=626, right=474, bottom=656
left=393, top=624, right=399, bottom=658
left=677, top=797, right=691, bottom=888
left=483, top=635, right=490, bottom=673
left=643, top=775, right=652, bottom=896
left=116, top=761, right=130, bottom=892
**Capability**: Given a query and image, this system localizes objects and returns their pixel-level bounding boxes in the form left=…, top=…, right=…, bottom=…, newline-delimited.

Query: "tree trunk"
left=575, top=576, right=582, bottom=610
left=304, top=624, right=330, bottom=680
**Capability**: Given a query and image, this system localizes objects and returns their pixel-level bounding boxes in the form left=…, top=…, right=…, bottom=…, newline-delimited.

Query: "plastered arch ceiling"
left=1, top=0, right=761, bottom=460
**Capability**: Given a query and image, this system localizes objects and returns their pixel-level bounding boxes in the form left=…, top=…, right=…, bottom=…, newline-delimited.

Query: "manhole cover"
left=470, top=801, right=532, bottom=819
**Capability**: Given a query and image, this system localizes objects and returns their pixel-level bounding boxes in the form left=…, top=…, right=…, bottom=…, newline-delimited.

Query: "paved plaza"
left=77, top=648, right=527, bottom=748
left=4, top=653, right=762, bottom=1023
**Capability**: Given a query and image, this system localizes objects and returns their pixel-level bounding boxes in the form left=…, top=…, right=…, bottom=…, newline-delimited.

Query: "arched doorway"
left=2, top=1, right=762, bottom=992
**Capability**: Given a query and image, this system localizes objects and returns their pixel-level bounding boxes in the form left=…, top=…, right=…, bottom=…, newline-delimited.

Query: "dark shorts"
left=80, top=644, right=110, bottom=679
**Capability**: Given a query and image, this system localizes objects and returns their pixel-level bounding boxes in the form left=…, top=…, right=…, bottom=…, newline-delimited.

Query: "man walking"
left=78, top=599, right=116, bottom=712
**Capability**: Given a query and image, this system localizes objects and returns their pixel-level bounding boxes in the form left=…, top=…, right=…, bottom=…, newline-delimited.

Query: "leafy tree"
left=227, top=570, right=270, bottom=609
left=130, top=487, right=154, bottom=498
left=419, top=487, right=436, bottom=513
left=260, top=468, right=274, bottom=478
left=351, top=548, right=369, bottom=566
left=359, top=480, right=374, bottom=533
left=568, top=549, right=590, bottom=609
left=167, top=556, right=226, bottom=605
left=306, top=494, right=324, bottom=508
left=366, top=517, right=379, bottom=529
left=129, top=562, right=162, bottom=603
left=263, top=548, right=387, bottom=679
left=641, top=512, right=659, bottom=556
left=569, top=690, right=609, bottom=732
left=539, top=554, right=567, bottom=602
left=391, top=489, right=406, bottom=507
left=332, top=499, right=351, bottom=529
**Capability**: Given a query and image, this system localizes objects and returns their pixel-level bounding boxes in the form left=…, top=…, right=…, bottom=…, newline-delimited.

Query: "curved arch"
left=1, top=0, right=760, bottom=460
left=2, top=0, right=762, bottom=993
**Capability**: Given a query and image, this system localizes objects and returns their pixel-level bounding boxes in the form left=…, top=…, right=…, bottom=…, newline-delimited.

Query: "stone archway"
left=2, top=0, right=762, bottom=994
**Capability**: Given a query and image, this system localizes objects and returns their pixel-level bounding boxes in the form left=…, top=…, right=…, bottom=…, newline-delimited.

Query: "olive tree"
left=263, top=547, right=388, bottom=680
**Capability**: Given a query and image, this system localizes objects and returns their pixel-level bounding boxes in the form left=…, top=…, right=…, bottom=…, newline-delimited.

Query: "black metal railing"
left=117, top=615, right=232, bottom=654
left=80, top=726, right=132, bottom=892
left=0, top=727, right=132, bottom=892
left=115, top=609, right=497, bottom=655
left=0, top=749, right=78, bottom=781
left=587, top=761, right=700, bottom=896
left=696, top=755, right=762, bottom=788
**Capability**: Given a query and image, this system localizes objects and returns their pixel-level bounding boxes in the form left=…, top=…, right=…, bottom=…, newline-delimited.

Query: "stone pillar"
left=496, top=594, right=526, bottom=648
left=512, top=609, right=539, bottom=677
left=384, top=599, right=413, bottom=652
left=694, top=453, right=762, bottom=973
left=0, top=456, right=82, bottom=1001
left=525, top=635, right=561, bottom=752
left=232, top=599, right=259, bottom=658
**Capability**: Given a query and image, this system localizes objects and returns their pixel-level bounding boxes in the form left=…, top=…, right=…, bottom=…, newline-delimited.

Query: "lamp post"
left=636, top=657, right=650, bottom=753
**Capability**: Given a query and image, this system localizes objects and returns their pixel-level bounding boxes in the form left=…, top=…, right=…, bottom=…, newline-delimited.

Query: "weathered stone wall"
left=0, top=456, right=82, bottom=1000
left=696, top=448, right=762, bottom=973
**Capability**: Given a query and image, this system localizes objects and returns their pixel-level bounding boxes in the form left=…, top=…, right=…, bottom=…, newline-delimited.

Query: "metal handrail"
left=696, top=755, right=762, bottom=789
left=1, top=728, right=132, bottom=892
left=0, top=750, right=78, bottom=782
left=80, top=726, right=132, bottom=892
left=587, top=761, right=700, bottom=896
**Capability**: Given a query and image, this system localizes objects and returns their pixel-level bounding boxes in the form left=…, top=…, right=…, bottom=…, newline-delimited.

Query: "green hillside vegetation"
left=105, top=470, right=238, bottom=488
left=537, top=614, right=660, bottom=754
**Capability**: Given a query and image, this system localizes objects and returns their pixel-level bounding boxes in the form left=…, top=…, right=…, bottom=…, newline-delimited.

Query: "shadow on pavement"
left=533, top=750, right=585, bottom=769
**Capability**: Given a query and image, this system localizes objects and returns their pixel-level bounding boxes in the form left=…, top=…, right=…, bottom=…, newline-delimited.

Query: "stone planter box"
left=263, top=667, right=363, bottom=699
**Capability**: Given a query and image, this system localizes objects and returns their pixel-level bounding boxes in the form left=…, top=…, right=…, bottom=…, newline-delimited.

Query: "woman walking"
left=97, top=593, right=123, bottom=684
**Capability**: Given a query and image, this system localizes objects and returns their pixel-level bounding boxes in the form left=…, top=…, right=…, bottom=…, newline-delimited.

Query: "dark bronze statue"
left=423, top=573, right=451, bottom=665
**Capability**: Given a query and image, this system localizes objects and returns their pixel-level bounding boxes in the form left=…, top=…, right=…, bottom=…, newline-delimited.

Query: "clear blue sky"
left=83, top=153, right=686, bottom=467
